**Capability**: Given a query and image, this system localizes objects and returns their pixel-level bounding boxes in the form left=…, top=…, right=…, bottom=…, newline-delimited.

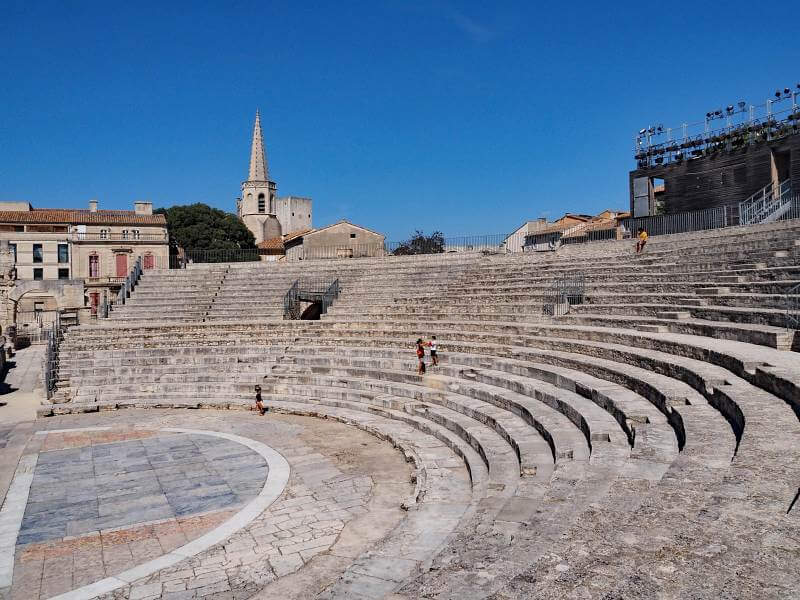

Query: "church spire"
left=248, top=110, right=269, bottom=181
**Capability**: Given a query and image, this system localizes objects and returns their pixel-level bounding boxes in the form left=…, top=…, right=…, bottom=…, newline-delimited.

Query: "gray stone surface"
left=17, top=433, right=267, bottom=546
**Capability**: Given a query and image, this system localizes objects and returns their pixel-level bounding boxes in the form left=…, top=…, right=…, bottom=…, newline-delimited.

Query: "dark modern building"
left=629, top=91, right=799, bottom=219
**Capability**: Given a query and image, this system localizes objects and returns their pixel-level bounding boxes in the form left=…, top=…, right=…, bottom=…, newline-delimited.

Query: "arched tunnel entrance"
left=300, top=302, right=322, bottom=320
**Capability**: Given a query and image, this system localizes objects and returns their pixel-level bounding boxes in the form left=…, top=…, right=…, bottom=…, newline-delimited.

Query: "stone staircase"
left=41, top=218, right=800, bottom=598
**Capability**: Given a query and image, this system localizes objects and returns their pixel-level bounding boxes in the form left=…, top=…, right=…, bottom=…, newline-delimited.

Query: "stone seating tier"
left=41, top=219, right=800, bottom=598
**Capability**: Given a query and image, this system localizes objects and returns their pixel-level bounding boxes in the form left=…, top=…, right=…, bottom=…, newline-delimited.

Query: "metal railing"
left=789, top=282, right=800, bottom=330
left=287, top=244, right=387, bottom=261
left=283, top=280, right=300, bottom=320
left=739, top=180, right=793, bottom=225
left=619, top=205, right=731, bottom=238
left=542, top=272, right=586, bottom=316
left=179, top=249, right=262, bottom=266
left=72, top=232, right=168, bottom=242
left=114, top=256, right=143, bottom=308
left=283, top=277, right=341, bottom=319
left=42, top=312, right=63, bottom=400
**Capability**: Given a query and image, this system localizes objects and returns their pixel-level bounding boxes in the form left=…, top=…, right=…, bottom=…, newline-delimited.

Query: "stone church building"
left=237, top=112, right=385, bottom=260
left=236, top=111, right=311, bottom=244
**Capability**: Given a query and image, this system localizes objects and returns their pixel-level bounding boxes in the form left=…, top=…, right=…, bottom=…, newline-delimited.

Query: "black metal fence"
left=789, top=282, right=800, bottom=330
left=283, top=278, right=341, bottom=319
left=115, top=256, right=143, bottom=307
left=619, top=206, right=732, bottom=238
left=177, top=248, right=263, bottom=266
left=42, top=312, right=63, bottom=400
left=542, top=272, right=586, bottom=316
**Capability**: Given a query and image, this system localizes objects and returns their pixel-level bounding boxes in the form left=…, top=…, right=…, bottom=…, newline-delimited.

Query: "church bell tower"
left=239, top=111, right=281, bottom=244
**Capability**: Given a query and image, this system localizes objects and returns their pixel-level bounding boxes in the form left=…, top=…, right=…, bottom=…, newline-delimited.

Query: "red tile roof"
left=257, top=236, right=285, bottom=252
left=0, top=209, right=166, bottom=226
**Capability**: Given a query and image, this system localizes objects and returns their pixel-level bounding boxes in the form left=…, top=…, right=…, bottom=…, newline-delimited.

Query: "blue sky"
left=1, top=1, right=797, bottom=241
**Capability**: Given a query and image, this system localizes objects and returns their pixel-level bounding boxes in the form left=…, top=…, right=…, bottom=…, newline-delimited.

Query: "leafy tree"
left=392, top=230, right=445, bottom=255
left=154, top=203, right=257, bottom=263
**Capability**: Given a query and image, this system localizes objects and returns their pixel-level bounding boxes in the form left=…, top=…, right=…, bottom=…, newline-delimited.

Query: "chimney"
left=88, top=199, right=98, bottom=212
left=134, top=201, right=153, bottom=215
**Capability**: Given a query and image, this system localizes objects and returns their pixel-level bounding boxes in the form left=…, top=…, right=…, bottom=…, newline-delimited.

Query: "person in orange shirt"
left=635, top=228, right=648, bottom=254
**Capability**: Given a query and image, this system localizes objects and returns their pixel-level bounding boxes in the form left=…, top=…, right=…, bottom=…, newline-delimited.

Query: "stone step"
left=637, top=324, right=668, bottom=333
left=654, top=311, right=691, bottom=320
left=695, top=287, right=730, bottom=295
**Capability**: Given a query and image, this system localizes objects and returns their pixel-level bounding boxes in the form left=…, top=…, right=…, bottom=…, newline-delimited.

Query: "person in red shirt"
left=416, top=339, right=426, bottom=375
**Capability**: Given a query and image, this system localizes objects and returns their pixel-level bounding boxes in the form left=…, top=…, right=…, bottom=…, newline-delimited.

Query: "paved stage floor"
left=0, top=410, right=414, bottom=600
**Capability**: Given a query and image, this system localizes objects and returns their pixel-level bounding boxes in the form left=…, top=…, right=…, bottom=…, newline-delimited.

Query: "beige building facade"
left=0, top=199, right=168, bottom=325
left=284, top=221, right=386, bottom=260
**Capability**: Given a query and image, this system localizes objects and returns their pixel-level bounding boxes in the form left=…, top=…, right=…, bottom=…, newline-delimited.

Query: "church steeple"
left=248, top=110, right=269, bottom=182
left=240, top=110, right=281, bottom=244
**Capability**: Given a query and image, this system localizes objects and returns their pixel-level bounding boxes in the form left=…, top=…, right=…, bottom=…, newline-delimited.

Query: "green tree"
left=154, top=203, right=257, bottom=263
left=392, top=230, right=445, bottom=255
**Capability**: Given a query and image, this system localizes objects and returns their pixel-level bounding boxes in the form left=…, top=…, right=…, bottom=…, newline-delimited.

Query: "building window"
left=100, top=229, right=108, bottom=240
left=9, top=243, right=16, bottom=263
left=58, top=243, right=69, bottom=263
left=58, top=268, right=69, bottom=280
left=88, top=255, right=99, bottom=278
left=32, top=244, right=43, bottom=263
left=258, top=194, right=265, bottom=213
left=33, top=267, right=43, bottom=280
left=350, top=233, right=357, bottom=239
left=132, top=229, right=140, bottom=240
left=122, top=230, right=129, bottom=240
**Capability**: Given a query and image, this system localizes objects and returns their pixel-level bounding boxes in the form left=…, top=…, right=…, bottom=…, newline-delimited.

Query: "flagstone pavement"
left=0, top=410, right=413, bottom=600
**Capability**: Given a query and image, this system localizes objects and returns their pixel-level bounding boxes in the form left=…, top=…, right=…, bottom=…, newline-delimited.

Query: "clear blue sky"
left=1, top=1, right=797, bottom=241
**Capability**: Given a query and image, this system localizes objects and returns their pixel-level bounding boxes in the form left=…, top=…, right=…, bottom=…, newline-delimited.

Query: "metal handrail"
left=542, top=272, right=586, bottom=316
left=42, top=311, right=63, bottom=400
left=283, top=279, right=300, bottom=320
left=739, top=179, right=792, bottom=225
left=113, top=256, right=143, bottom=309
left=788, top=282, right=800, bottom=330
left=283, top=277, right=341, bottom=319
left=73, top=232, right=168, bottom=242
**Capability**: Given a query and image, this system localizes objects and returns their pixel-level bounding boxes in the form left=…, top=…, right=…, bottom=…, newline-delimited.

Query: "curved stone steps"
left=262, top=388, right=635, bottom=599
left=570, top=301, right=797, bottom=326
left=565, top=311, right=794, bottom=350
left=59, top=318, right=800, bottom=413
left=303, top=318, right=800, bottom=412
left=290, top=346, right=680, bottom=461
left=278, top=355, right=628, bottom=457
left=264, top=373, right=574, bottom=480
left=292, top=330, right=752, bottom=439
left=241, top=398, right=476, bottom=600
left=281, top=340, right=735, bottom=471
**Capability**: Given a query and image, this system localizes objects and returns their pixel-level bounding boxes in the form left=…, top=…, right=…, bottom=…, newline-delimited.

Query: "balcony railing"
left=85, top=276, right=127, bottom=285
left=72, top=232, right=168, bottom=242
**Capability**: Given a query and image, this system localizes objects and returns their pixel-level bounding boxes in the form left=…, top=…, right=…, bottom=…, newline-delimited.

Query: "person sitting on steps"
left=254, top=384, right=267, bottom=415
left=635, top=227, right=648, bottom=254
